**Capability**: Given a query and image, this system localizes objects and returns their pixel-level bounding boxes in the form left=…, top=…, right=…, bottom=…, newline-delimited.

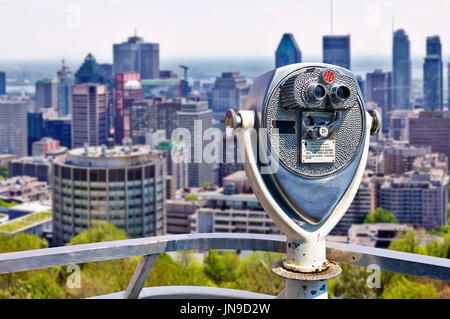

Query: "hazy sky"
left=0, top=0, right=449, bottom=61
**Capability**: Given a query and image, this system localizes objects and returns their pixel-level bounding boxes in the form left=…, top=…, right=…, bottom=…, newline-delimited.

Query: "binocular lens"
left=336, top=86, right=351, bottom=100
left=306, top=83, right=327, bottom=105
left=314, top=85, right=326, bottom=99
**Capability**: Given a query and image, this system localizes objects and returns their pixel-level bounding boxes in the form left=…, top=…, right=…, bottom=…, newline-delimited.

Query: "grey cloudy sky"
left=0, top=0, right=449, bottom=60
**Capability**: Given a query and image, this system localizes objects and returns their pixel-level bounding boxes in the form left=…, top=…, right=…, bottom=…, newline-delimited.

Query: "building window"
left=128, top=168, right=142, bottom=181
left=74, top=168, right=87, bottom=181
left=90, top=169, right=106, bottom=182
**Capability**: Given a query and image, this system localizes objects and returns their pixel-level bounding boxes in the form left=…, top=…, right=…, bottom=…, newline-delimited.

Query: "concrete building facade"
left=52, top=145, right=166, bottom=245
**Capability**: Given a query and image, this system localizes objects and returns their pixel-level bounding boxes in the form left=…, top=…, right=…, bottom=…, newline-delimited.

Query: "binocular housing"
left=240, top=63, right=377, bottom=225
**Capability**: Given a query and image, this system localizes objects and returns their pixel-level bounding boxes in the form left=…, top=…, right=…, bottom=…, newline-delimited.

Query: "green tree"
left=184, top=194, right=199, bottom=202
left=204, top=250, right=228, bottom=285
left=330, top=264, right=378, bottom=299
left=0, top=233, right=53, bottom=298
left=363, top=207, right=399, bottom=224
left=64, top=222, right=134, bottom=298
left=146, top=252, right=214, bottom=288
left=381, top=276, right=438, bottom=299
left=67, top=222, right=128, bottom=245
left=388, top=231, right=427, bottom=255
left=202, top=181, right=212, bottom=189
left=229, top=252, right=284, bottom=296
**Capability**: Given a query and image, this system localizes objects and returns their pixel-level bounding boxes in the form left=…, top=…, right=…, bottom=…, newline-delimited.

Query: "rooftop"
left=56, top=145, right=164, bottom=168
left=0, top=211, right=51, bottom=234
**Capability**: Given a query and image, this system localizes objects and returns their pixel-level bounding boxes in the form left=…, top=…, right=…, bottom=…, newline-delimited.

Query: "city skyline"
left=0, top=0, right=450, bottom=60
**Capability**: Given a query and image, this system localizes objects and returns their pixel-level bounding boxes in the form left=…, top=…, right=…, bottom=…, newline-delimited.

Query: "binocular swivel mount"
left=225, top=63, right=380, bottom=299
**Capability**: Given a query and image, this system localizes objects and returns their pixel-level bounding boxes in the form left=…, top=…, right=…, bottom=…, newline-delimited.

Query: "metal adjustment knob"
left=225, top=109, right=242, bottom=129
left=367, top=108, right=381, bottom=135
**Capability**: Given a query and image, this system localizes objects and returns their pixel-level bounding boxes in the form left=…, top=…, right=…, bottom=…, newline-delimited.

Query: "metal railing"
left=0, top=233, right=448, bottom=299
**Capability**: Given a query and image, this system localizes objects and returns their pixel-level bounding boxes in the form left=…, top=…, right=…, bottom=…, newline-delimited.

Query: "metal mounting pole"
left=271, top=238, right=341, bottom=299
left=226, top=109, right=343, bottom=299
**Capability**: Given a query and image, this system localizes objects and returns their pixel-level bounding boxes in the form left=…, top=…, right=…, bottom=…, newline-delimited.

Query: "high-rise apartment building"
left=380, top=169, right=448, bottom=230
left=113, top=72, right=144, bottom=144
left=322, top=35, right=351, bottom=70
left=71, top=84, right=108, bottom=148
left=365, top=70, right=392, bottom=133
left=0, top=71, right=5, bottom=95
left=409, top=111, right=450, bottom=169
left=57, top=60, right=74, bottom=117
left=332, top=176, right=373, bottom=235
left=52, top=145, right=166, bottom=245
left=0, top=98, right=28, bottom=158
left=275, top=33, right=301, bottom=68
left=388, top=110, right=414, bottom=141
left=113, top=33, right=159, bottom=79
left=35, top=79, right=58, bottom=111
left=211, top=72, right=249, bottom=119
left=392, top=29, right=411, bottom=110
left=176, top=101, right=214, bottom=187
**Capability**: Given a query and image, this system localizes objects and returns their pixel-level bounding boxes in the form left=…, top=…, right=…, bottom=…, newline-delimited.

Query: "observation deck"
left=0, top=233, right=448, bottom=299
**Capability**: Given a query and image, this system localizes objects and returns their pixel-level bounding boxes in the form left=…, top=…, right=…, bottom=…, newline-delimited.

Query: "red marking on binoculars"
left=323, top=70, right=335, bottom=83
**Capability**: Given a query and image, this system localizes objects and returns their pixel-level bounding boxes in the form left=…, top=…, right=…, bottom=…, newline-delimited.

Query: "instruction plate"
left=301, top=139, right=336, bottom=163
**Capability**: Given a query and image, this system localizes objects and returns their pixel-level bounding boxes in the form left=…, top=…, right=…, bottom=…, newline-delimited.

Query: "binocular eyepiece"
left=329, top=84, right=351, bottom=105
left=306, top=83, right=327, bottom=105
left=306, top=82, right=351, bottom=107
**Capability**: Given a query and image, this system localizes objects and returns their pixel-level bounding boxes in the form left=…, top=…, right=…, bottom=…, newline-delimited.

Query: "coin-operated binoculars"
left=225, top=63, right=380, bottom=299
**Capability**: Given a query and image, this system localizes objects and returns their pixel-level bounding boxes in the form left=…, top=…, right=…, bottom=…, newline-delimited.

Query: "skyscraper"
left=0, top=71, right=5, bottom=95
left=71, top=83, right=108, bottom=148
left=448, top=62, right=450, bottom=108
left=392, top=29, right=411, bottom=110
left=275, top=33, right=301, bottom=68
left=322, top=35, right=351, bottom=70
left=424, top=56, right=442, bottom=110
left=27, top=111, right=44, bottom=155
left=423, top=36, right=443, bottom=110
left=0, top=98, right=28, bottom=158
left=113, top=33, right=159, bottom=79
left=157, top=98, right=183, bottom=139
left=131, top=100, right=157, bottom=145
left=35, top=79, right=58, bottom=111
left=57, top=60, right=74, bottom=117
left=113, top=72, right=144, bottom=144
left=211, top=72, right=249, bottom=119
left=365, top=70, right=392, bottom=133
left=426, top=36, right=443, bottom=107
left=43, top=117, right=72, bottom=149
left=75, top=53, right=107, bottom=84
left=176, top=101, right=214, bottom=187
